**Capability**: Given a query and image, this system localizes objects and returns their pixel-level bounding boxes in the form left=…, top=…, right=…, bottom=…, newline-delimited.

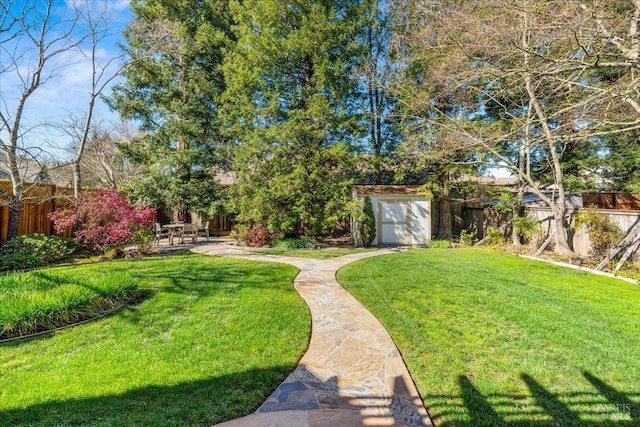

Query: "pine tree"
left=107, top=0, right=233, bottom=218
left=222, top=0, right=370, bottom=236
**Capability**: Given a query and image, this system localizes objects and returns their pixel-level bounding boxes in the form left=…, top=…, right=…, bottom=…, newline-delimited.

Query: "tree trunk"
left=6, top=162, right=24, bottom=242
left=511, top=203, right=522, bottom=246
left=437, top=197, right=452, bottom=239
left=6, top=197, right=21, bottom=242
left=73, top=161, right=82, bottom=199
left=552, top=205, right=574, bottom=256
left=521, top=3, right=576, bottom=257
left=513, top=98, right=532, bottom=246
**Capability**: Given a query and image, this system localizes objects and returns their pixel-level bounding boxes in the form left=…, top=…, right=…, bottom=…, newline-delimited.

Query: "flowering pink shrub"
left=248, top=224, right=275, bottom=247
left=49, top=189, right=156, bottom=252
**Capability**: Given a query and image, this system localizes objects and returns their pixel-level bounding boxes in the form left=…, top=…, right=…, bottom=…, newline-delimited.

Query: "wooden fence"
left=189, top=212, right=233, bottom=235
left=0, top=181, right=73, bottom=245
left=149, top=208, right=233, bottom=236
left=0, top=182, right=234, bottom=246
left=525, top=207, right=640, bottom=258
left=582, top=192, right=640, bottom=210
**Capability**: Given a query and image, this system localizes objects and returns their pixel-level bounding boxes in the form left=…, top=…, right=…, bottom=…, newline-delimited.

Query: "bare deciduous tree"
left=0, top=0, right=87, bottom=241
left=392, top=0, right=640, bottom=255
left=78, top=124, right=138, bottom=190
left=65, top=0, right=128, bottom=198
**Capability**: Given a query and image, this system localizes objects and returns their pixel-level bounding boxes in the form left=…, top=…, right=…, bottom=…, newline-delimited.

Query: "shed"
left=352, top=185, right=431, bottom=246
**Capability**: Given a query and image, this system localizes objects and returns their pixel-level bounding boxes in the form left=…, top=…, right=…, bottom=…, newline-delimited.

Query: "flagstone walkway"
left=191, top=242, right=433, bottom=427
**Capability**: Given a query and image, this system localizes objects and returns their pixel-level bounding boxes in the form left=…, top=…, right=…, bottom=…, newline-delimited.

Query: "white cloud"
left=1, top=37, right=125, bottom=158
left=1, top=0, right=131, bottom=158
left=65, top=0, right=131, bottom=13
left=103, top=0, right=131, bottom=12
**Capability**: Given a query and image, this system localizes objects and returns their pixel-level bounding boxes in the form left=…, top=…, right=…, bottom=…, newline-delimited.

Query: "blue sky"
left=1, top=0, right=132, bottom=160
left=1, top=1, right=514, bottom=177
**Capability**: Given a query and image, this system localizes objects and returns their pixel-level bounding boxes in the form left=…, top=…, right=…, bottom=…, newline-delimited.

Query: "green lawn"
left=0, top=253, right=310, bottom=427
left=337, top=248, right=640, bottom=427
left=249, top=247, right=378, bottom=259
left=1, top=268, right=139, bottom=339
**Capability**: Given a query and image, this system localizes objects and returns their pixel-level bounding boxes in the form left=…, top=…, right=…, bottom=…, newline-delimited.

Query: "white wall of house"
left=359, top=195, right=431, bottom=246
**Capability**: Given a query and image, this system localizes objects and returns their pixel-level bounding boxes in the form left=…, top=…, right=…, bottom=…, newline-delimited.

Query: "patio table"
left=163, top=223, right=184, bottom=245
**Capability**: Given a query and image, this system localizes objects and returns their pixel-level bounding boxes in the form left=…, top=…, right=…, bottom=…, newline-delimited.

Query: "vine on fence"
left=574, top=210, right=623, bottom=259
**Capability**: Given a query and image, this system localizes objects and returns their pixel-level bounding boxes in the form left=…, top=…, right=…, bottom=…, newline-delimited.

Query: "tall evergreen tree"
left=562, top=132, right=640, bottom=193
left=356, top=0, right=402, bottom=184
left=222, top=0, right=369, bottom=236
left=107, top=0, right=233, bottom=219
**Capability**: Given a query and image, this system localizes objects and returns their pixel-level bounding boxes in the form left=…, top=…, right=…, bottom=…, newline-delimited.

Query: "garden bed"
left=0, top=267, right=142, bottom=340
left=249, top=247, right=378, bottom=259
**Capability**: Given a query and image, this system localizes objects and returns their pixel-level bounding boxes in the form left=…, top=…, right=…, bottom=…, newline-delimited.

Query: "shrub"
left=430, top=239, right=452, bottom=248
left=248, top=224, right=274, bottom=247
left=361, top=196, right=376, bottom=247
left=574, top=210, right=623, bottom=258
left=513, top=216, right=540, bottom=243
left=271, top=237, right=315, bottom=249
left=49, top=189, right=156, bottom=253
left=459, top=230, right=477, bottom=246
left=231, top=223, right=251, bottom=245
left=231, top=223, right=277, bottom=247
left=133, top=227, right=155, bottom=255
left=0, top=234, right=80, bottom=271
left=484, top=227, right=506, bottom=246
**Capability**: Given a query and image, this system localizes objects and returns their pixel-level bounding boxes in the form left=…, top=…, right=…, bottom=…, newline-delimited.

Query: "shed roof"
left=353, top=185, right=423, bottom=196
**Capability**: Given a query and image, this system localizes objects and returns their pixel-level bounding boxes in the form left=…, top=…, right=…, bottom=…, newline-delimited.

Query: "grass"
left=271, top=237, right=315, bottom=249
left=0, top=253, right=310, bottom=427
left=429, top=239, right=452, bottom=249
left=337, top=248, right=640, bottom=426
left=249, top=247, right=378, bottom=259
left=0, top=269, right=138, bottom=339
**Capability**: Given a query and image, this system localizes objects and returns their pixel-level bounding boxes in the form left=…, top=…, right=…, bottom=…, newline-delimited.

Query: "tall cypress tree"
left=222, top=0, right=370, bottom=236
left=107, top=0, right=234, bottom=219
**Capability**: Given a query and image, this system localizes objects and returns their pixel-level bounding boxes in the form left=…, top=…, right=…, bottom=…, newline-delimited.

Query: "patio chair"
left=198, top=220, right=210, bottom=241
left=180, top=223, right=198, bottom=244
left=154, top=223, right=168, bottom=245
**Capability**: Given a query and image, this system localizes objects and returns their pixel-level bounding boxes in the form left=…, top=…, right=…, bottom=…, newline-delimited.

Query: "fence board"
left=0, top=181, right=73, bottom=245
left=583, top=192, right=640, bottom=210
left=0, top=206, right=8, bottom=243
left=189, top=212, right=233, bottom=235
left=524, top=206, right=640, bottom=258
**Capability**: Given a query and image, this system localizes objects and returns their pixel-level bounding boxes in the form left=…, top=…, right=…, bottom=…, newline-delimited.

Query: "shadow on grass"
left=0, top=366, right=297, bottom=427
left=429, top=372, right=639, bottom=426
left=2, top=253, right=298, bottom=345
left=126, top=259, right=298, bottom=310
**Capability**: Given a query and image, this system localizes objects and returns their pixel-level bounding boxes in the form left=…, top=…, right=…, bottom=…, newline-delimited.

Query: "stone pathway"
left=191, top=241, right=433, bottom=427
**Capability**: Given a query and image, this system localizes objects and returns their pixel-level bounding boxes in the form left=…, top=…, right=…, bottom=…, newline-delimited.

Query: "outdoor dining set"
left=154, top=221, right=210, bottom=245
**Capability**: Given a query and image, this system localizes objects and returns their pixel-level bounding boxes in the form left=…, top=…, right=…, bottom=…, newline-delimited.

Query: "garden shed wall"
left=353, top=186, right=431, bottom=246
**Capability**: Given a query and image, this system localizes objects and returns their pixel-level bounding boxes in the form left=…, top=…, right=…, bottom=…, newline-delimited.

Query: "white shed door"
left=379, top=200, right=411, bottom=245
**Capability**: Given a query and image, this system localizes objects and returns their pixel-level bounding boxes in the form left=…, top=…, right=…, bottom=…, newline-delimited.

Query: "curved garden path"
left=191, top=242, right=433, bottom=427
